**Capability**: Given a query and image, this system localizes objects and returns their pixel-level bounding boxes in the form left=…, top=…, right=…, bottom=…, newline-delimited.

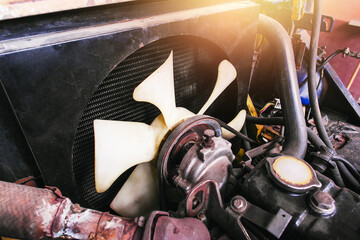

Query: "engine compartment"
left=0, top=0, right=359, bottom=239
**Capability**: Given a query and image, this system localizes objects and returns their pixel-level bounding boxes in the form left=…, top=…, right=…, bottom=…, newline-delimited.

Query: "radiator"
left=0, top=0, right=259, bottom=209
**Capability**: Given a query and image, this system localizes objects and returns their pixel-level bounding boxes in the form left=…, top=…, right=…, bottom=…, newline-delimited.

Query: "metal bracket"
left=244, top=136, right=283, bottom=162
left=185, top=180, right=223, bottom=217
left=241, top=203, right=292, bottom=238
left=185, top=180, right=292, bottom=239
left=295, top=13, right=335, bottom=32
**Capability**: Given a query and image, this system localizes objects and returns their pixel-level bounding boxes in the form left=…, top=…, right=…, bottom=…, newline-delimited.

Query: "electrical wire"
left=299, top=49, right=346, bottom=90
left=316, top=49, right=344, bottom=70
left=246, top=115, right=283, bottom=125
left=213, top=118, right=259, bottom=145
left=300, top=47, right=350, bottom=86
left=259, top=102, right=275, bottom=115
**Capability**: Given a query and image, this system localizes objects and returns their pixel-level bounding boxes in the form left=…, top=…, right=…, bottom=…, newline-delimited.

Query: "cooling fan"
left=94, top=51, right=246, bottom=217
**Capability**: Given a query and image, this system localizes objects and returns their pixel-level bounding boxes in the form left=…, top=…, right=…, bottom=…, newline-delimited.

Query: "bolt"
left=137, top=216, right=146, bottom=228
left=309, top=191, right=336, bottom=215
left=192, top=197, right=200, bottom=209
left=173, top=175, right=191, bottom=193
left=197, top=212, right=207, bottom=224
left=60, top=236, right=72, bottom=239
left=202, top=129, right=215, bottom=149
left=71, top=204, right=82, bottom=213
left=230, top=196, right=247, bottom=213
left=311, top=191, right=335, bottom=209
left=233, top=198, right=244, bottom=209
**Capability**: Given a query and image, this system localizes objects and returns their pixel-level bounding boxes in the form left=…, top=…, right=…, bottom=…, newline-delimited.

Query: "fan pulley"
left=157, top=115, right=235, bottom=209
left=158, top=116, right=234, bottom=191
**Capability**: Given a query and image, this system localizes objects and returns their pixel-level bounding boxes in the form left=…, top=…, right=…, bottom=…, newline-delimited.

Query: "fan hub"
left=157, top=115, right=234, bottom=209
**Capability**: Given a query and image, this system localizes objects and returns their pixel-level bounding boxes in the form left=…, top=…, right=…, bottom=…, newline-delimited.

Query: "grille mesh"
left=72, top=37, right=237, bottom=210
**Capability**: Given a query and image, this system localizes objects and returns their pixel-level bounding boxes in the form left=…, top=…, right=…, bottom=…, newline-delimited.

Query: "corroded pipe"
left=0, top=181, right=141, bottom=240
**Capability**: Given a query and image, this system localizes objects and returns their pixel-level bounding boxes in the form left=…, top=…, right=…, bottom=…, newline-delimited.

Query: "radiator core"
left=72, top=36, right=237, bottom=210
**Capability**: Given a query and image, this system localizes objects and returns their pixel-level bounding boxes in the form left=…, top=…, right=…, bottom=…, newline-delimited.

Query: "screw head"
left=233, top=198, right=244, bottom=209
left=230, top=196, right=247, bottom=213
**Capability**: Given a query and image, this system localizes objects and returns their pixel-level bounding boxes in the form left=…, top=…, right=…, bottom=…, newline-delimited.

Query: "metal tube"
left=347, top=61, right=360, bottom=90
left=257, top=14, right=307, bottom=158
left=0, top=181, right=140, bottom=240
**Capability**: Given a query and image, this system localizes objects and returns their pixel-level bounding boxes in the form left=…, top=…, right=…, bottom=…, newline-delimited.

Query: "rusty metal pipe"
left=0, top=181, right=141, bottom=240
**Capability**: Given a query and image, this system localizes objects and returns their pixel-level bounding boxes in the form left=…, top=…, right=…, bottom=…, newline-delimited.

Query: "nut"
left=309, top=191, right=336, bottom=215
left=201, top=129, right=215, bottom=149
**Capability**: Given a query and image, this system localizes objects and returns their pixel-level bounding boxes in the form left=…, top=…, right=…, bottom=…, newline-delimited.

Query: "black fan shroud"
left=72, top=36, right=238, bottom=211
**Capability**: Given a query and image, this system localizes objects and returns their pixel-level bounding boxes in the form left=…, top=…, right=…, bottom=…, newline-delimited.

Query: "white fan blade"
left=108, top=108, right=195, bottom=217
left=110, top=162, right=159, bottom=217
left=94, top=119, right=157, bottom=193
left=133, top=51, right=178, bottom=128
left=222, top=109, right=246, bottom=139
left=197, top=60, right=237, bottom=115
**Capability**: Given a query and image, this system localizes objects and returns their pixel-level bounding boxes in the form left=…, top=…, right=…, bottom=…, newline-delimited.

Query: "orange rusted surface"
left=0, top=0, right=135, bottom=21
left=0, top=180, right=141, bottom=240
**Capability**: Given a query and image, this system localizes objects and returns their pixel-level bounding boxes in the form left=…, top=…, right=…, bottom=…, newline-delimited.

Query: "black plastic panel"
left=0, top=82, right=40, bottom=183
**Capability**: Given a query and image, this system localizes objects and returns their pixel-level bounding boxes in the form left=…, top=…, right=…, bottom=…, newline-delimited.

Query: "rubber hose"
left=333, top=156, right=360, bottom=182
left=308, top=0, right=333, bottom=148
left=337, top=161, right=360, bottom=192
left=258, top=14, right=307, bottom=158
left=329, top=164, right=346, bottom=187
left=306, top=128, right=346, bottom=187
left=307, top=127, right=326, bottom=150
left=245, top=119, right=353, bottom=188
left=246, top=115, right=284, bottom=125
